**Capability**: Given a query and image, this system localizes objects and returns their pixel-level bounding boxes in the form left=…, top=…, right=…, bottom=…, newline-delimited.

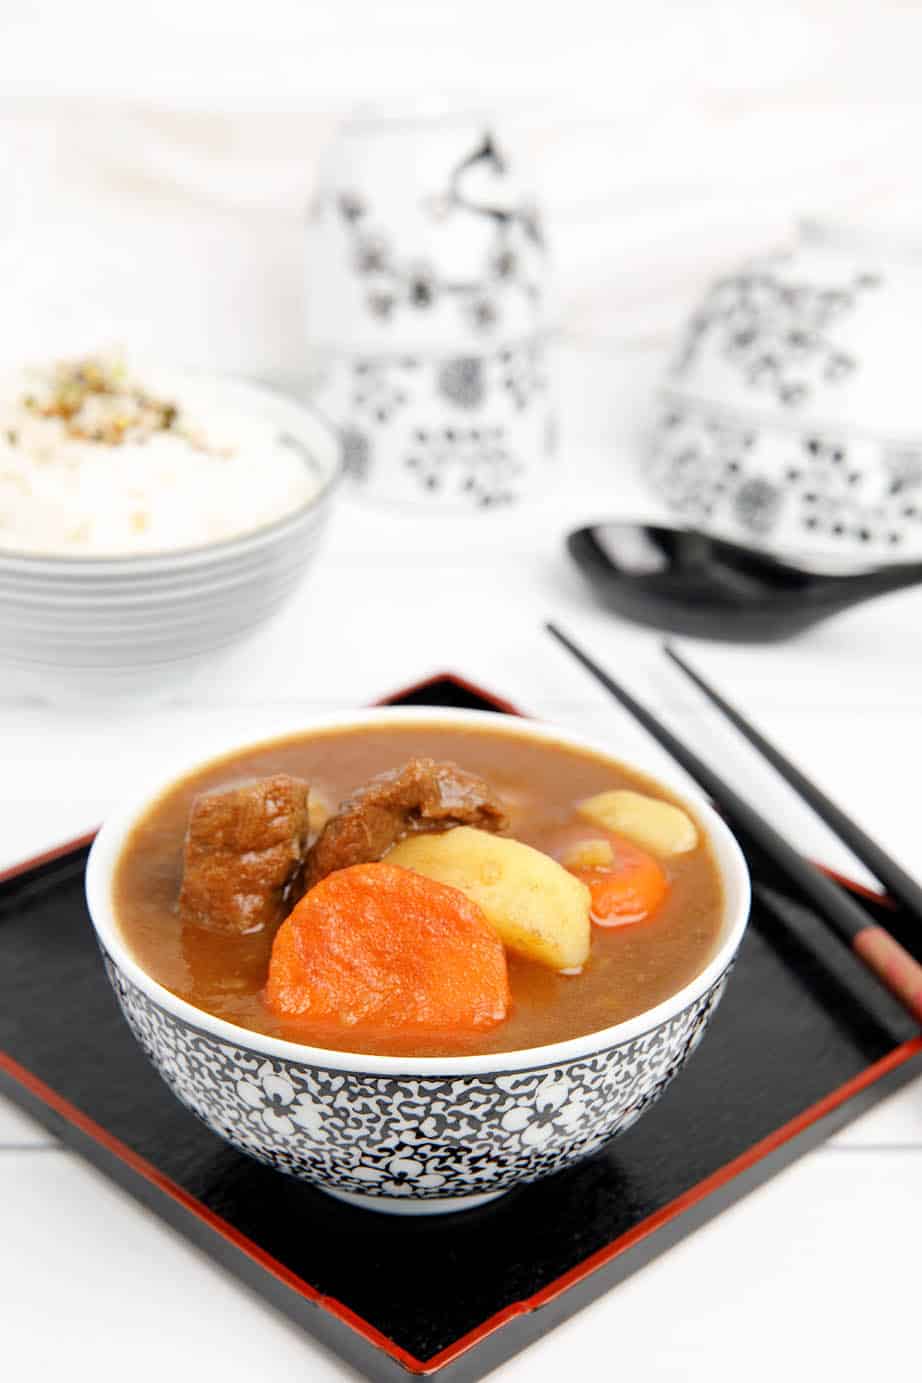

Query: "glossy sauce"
left=113, top=723, right=725, bottom=1057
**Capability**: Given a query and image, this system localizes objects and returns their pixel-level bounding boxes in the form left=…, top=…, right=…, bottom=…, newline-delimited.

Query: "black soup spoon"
left=566, top=522, right=922, bottom=642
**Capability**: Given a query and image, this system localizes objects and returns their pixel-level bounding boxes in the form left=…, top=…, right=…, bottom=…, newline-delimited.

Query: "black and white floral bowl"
left=85, top=708, right=750, bottom=1216
left=647, top=221, right=922, bottom=562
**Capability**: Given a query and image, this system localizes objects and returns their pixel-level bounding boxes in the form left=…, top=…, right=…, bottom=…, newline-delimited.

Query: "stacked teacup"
left=303, top=113, right=553, bottom=511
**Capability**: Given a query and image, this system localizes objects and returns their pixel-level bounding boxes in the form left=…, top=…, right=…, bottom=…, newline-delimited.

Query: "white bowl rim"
left=85, top=706, right=751, bottom=1076
left=0, top=371, right=342, bottom=570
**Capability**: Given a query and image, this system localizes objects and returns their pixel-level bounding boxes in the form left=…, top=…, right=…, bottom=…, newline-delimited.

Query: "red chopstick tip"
left=854, top=927, right=922, bottom=1027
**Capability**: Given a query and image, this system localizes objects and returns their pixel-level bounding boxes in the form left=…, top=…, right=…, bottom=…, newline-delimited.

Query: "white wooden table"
left=2, top=345, right=920, bottom=1380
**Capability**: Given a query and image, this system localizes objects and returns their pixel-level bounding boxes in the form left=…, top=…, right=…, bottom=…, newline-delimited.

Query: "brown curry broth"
left=113, top=723, right=724, bottom=1057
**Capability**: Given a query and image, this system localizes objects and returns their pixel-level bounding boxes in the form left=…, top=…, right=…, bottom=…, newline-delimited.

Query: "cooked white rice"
left=0, top=364, right=322, bottom=557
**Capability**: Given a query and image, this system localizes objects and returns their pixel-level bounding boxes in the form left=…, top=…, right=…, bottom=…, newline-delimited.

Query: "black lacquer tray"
left=1, top=674, right=920, bottom=1381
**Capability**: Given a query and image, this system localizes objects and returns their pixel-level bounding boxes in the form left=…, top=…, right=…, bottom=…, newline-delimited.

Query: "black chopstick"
left=753, top=882, right=919, bottom=1043
left=663, top=641, right=922, bottom=922
left=546, top=621, right=922, bottom=1025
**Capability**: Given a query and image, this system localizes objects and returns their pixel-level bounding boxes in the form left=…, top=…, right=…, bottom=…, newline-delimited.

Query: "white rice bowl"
left=0, top=361, right=324, bottom=556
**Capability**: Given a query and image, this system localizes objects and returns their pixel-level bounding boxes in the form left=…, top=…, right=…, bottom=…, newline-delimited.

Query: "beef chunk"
left=179, top=774, right=310, bottom=934
left=306, top=757, right=506, bottom=886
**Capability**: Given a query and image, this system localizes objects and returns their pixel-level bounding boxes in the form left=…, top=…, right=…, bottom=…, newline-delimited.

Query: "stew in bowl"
left=86, top=708, right=750, bottom=1214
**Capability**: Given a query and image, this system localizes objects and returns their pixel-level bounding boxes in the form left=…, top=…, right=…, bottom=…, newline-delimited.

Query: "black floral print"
left=407, top=263, right=437, bottom=309
left=437, top=357, right=486, bottom=409
left=467, top=297, right=499, bottom=332
left=404, top=425, right=521, bottom=506
left=884, top=447, right=922, bottom=498
left=350, top=358, right=413, bottom=424
left=353, top=232, right=390, bottom=276
left=673, top=262, right=880, bottom=407
left=650, top=396, right=922, bottom=549
left=103, top=950, right=729, bottom=1205
left=367, top=290, right=396, bottom=321
left=321, top=344, right=554, bottom=507
left=733, top=477, right=784, bottom=535
left=500, top=341, right=547, bottom=410
left=339, top=425, right=372, bottom=482
left=337, top=191, right=366, bottom=223
left=329, top=131, right=545, bottom=332
left=650, top=405, right=755, bottom=524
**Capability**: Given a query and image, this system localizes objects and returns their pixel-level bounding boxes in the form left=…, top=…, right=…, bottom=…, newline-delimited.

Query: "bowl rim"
left=85, top=706, right=751, bottom=1076
left=0, top=371, right=342, bottom=570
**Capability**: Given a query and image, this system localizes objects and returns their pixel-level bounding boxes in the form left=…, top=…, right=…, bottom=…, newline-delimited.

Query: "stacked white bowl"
left=0, top=375, right=340, bottom=700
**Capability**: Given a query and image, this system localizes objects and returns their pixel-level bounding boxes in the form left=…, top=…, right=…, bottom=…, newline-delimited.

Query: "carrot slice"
left=569, top=832, right=669, bottom=928
left=265, top=861, right=509, bottom=1034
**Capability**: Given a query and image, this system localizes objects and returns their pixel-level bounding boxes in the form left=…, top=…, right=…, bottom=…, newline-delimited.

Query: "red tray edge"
left=2, top=1013, right=919, bottom=1376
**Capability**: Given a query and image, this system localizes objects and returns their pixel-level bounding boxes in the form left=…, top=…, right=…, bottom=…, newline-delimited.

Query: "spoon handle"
left=852, top=559, right=922, bottom=597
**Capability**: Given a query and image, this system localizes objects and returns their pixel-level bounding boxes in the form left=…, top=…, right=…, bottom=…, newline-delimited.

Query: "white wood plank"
left=0, top=1151, right=361, bottom=1382
left=0, top=1145, right=917, bottom=1382
left=491, top=1147, right=922, bottom=1381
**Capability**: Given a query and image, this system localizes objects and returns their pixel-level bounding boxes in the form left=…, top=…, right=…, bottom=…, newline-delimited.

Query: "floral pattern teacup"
left=303, top=114, right=554, bottom=510
left=648, top=220, right=922, bottom=560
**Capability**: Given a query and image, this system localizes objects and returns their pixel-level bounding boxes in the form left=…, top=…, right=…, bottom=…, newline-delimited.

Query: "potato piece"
left=386, top=826, right=591, bottom=972
left=578, top=789, right=698, bottom=857
left=561, top=839, right=615, bottom=871
left=307, top=795, right=331, bottom=839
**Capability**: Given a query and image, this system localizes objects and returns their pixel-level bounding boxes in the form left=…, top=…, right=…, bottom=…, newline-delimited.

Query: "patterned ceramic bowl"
left=647, top=221, right=922, bottom=562
left=85, top=708, right=750, bottom=1216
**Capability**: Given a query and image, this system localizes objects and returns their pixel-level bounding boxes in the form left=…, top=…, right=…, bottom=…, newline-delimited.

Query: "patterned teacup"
left=303, top=114, right=554, bottom=510
left=648, top=220, right=922, bottom=561
left=86, top=708, right=750, bottom=1216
